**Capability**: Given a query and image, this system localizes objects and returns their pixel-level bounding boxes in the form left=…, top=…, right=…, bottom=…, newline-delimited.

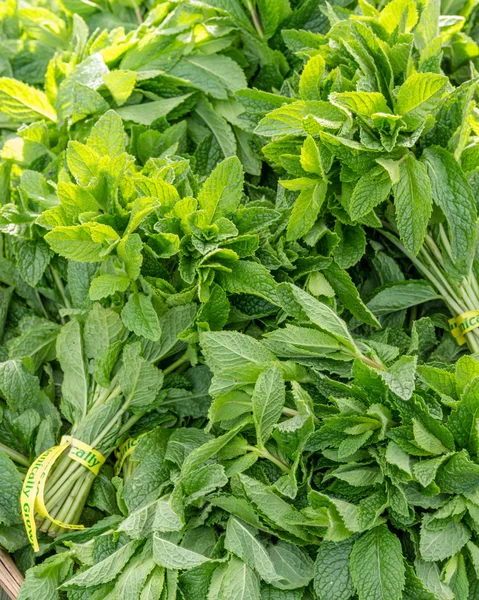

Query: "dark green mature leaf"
left=350, top=526, right=405, bottom=600
left=393, top=155, right=433, bottom=255
left=422, top=146, right=477, bottom=274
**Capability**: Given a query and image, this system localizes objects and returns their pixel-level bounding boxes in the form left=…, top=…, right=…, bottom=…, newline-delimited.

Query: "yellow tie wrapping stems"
left=114, top=433, right=146, bottom=476
left=21, top=436, right=105, bottom=551
left=449, top=310, right=479, bottom=345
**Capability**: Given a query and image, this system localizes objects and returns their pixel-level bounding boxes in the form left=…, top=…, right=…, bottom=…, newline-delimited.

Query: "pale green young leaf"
left=87, top=110, right=126, bottom=158
left=0, top=77, right=56, bottom=122
left=331, top=91, right=390, bottom=117
left=117, top=234, right=143, bottom=280
left=170, top=55, right=247, bottom=99
left=379, top=356, right=417, bottom=401
left=89, top=274, right=130, bottom=301
left=66, top=141, right=101, bottom=185
left=103, top=70, right=137, bottom=107
left=200, top=331, right=275, bottom=373
left=237, top=474, right=312, bottom=543
left=394, top=73, right=448, bottom=131
left=45, top=223, right=119, bottom=262
left=268, top=542, right=314, bottom=589
left=299, top=55, right=325, bottom=101
left=140, top=567, right=165, bottom=600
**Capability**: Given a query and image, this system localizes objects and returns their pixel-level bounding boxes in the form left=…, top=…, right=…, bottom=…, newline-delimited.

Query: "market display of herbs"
left=3, top=0, right=479, bottom=598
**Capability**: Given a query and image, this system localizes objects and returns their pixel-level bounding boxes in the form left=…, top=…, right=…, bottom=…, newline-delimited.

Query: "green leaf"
left=277, top=283, right=358, bottom=353
left=420, top=517, right=470, bottom=562
left=299, top=55, right=325, bottom=101
left=286, top=181, right=327, bottom=241
left=350, top=525, right=405, bottom=600
left=170, top=55, right=247, bottom=99
left=394, top=73, right=448, bottom=130
left=45, top=223, right=119, bottom=262
left=392, top=154, right=433, bottom=255
left=216, top=260, right=279, bottom=304
left=0, top=451, right=23, bottom=526
left=87, top=110, right=126, bottom=158
left=237, top=474, right=312, bottom=543
left=314, top=538, right=355, bottom=600
left=435, top=450, right=479, bottom=493
left=331, top=91, right=391, bottom=117
left=121, top=293, right=161, bottom=341
left=197, top=156, right=244, bottom=223
left=447, top=378, right=479, bottom=455
left=0, top=77, right=56, bottom=122
left=219, top=557, right=260, bottom=600
left=115, top=94, right=192, bottom=125
left=14, top=240, right=52, bottom=288
left=56, top=319, right=88, bottom=425
left=89, top=274, right=130, bottom=301
left=225, top=518, right=283, bottom=586
left=323, top=263, right=380, bottom=328
left=367, top=281, right=439, bottom=315
left=349, top=167, right=391, bottom=220
left=119, top=342, right=164, bottom=413
left=195, top=96, right=237, bottom=158
left=140, top=567, right=165, bottom=600
left=267, top=541, right=314, bottom=589
left=62, top=540, right=141, bottom=588
left=252, top=365, right=285, bottom=447
left=103, top=70, right=137, bottom=107
left=379, top=356, right=417, bottom=401
left=422, top=146, right=477, bottom=274
left=19, top=554, right=73, bottom=600
left=153, top=533, right=211, bottom=570
left=200, top=331, right=275, bottom=373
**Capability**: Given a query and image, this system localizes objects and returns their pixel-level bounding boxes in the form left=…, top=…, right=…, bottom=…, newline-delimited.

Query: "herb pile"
left=2, top=0, right=479, bottom=599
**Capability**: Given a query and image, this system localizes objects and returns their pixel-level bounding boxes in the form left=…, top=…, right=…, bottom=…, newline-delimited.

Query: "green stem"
left=246, top=445, right=290, bottom=473
left=50, top=266, right=71, bottom=310
left=0, top=442, right=30, bottom=467
left=162, top=352, right=190, bottom=376
left=244, top=0, right=264, bottom=39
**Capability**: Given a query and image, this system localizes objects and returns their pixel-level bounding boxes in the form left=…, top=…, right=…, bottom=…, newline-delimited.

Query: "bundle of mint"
left=2, top=0, right=479, bottom=599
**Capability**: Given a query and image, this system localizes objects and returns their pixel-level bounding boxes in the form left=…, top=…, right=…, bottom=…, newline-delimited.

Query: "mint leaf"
left=350, top=525, right=405, bottom=600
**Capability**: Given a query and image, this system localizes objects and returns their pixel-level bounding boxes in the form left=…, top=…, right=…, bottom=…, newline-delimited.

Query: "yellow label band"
left=449, top=310, right=479, bottom=345
left=68, top=437, right=105, bottom=475
left=114, top=433, right=146, bottom=476
left=21, top=436, right=105, bottom=551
